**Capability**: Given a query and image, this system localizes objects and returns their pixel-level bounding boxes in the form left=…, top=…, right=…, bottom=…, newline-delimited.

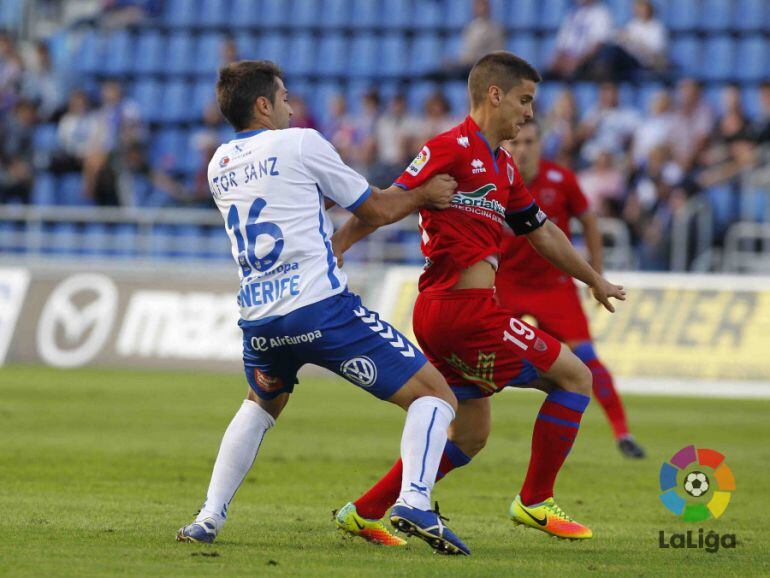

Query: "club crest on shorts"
left=341, top=356, right=377, bottom=387
left=253, top=368, right=284, bottom=392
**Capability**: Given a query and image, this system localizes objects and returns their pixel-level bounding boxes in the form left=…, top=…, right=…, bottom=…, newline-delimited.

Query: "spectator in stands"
left=631, top=89, right=675, bottom=167
left=321, top=94, right=357, bottom=165
left=0, top=31, right=23, bottom=114
left=592, top=0, right=668, bottom=81
left=624, top=145, right=686, bottom=269
left=756, top=81, right=770, bottom=144
left=353, top=89, right=380, bottom=172
left=370, top=93, right=418, bottom=186
left=99, top=0, right=162, bottom=27
left=191, top=102, right=225, bottom=154
left=578, top=81, right=641, bottom=163
left=547, top=0, right=614, bottom=81
left=83, top=79, right=144, bottom=204
left=0, top=99, right=37, bottom=204
left=699, top=84, right=753, bottom=172
left=417, top=91, right=455, bottom=144
left=51, top=89, right=94, bottom=173
left=154, top=134, right=217, bottom=208
left=541, top=89, right=580, bottom=168
left=288, top=94, right=317, bottom=130
left=670, top=78, right=714, bottom=173
left=578, top=147, right=626, bottom=217
left=21, top=41, right=64, bottom=122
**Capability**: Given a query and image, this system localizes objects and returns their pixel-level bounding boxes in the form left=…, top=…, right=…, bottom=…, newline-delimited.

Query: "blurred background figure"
left=547, top=0, right=613, bottom=80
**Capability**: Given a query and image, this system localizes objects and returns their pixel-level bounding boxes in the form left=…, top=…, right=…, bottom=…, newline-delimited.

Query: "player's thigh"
left=539, top=342, right=592, bottom=395
left=447, top=397, right=491, bottom=457
left=388, top=360, right=457, bottom=411
left=247, top=388, right=291, bottom=420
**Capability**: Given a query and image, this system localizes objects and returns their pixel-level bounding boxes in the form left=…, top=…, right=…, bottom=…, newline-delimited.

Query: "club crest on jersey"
left=450, top=183, right=505, bottom=218
left=407, top=146, right=430, bottom=176
left=507, top=163, right=515, bottom=184
left=457, top=136, right=470, bottom=148
left=471, top=159, right=486, bottom=174
left=219, top=156, right=230, bottom=168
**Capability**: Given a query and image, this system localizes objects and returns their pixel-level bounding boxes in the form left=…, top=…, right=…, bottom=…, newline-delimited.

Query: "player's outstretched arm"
left=578, top=211, right=604, bottom=276
left=526, top=220, right=626, bottom=312
left=331, top=174, right=456, bottom=263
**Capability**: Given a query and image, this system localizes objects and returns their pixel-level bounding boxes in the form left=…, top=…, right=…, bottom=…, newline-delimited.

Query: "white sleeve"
left=300, top=129, right=372, bottom=211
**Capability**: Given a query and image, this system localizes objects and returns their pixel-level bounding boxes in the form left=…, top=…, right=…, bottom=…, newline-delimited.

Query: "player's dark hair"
left=216, top=60, right=283, bottom=131
left=467, top=51, right=541, bottom=107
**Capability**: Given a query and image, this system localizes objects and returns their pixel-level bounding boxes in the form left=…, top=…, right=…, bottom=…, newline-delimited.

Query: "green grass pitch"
left=2, top=365, right=769, bottom=577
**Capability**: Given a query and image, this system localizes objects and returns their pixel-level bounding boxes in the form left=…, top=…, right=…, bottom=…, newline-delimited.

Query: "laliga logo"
left=659, top=445, right=735, bottom=522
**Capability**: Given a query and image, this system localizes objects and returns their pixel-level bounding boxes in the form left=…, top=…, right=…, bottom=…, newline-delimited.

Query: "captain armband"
left=505, top=203, right=548, bottom=235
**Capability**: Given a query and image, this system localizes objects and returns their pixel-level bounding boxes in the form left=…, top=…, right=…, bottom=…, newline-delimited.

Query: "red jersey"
left=395, top=116, right=546, bottom=293
left=498, top=160, right=589, bottom=289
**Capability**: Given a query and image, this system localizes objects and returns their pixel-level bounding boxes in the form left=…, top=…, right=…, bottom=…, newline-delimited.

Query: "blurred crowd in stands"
left=1, top=0, right=770, bottom=270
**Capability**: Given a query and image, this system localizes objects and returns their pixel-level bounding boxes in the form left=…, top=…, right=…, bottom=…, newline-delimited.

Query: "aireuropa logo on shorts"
left=657, top=445, right=737, bottom=553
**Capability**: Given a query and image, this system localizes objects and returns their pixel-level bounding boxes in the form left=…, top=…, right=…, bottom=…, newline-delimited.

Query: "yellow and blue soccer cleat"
left=390, top=502, right=470, bottom=555
left=509, top=495, right=593, bottom=540
left=334, top=502, right=406, bottom=547
left=176, top=517, right=219, bottom=543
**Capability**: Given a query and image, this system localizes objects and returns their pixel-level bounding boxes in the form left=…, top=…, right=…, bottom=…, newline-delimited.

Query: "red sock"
left=587, top=358, right=629, bottom=439
left=519, top=390, right=589, bottom=506
left=354, top=440, right=470, bottom=520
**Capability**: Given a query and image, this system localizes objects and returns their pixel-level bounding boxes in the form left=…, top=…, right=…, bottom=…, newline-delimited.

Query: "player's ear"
left=254, top=95, right=273, bottom=116
left=488, top=85, right=502, bottom=107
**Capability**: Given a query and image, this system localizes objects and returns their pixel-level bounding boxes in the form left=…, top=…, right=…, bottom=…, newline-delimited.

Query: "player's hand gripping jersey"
left=499, top=160, right=589, bottom=289
left=209, top=128, right=371, bottom=322
left=394, top=116, right=547, bottom=292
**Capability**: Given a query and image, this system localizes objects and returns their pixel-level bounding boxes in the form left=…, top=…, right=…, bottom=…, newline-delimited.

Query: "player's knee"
left=570, top=360, right=593, bottom=395
left=552, top=350, right=592, bottom=395
left=451, top=431, right=488, bottom=457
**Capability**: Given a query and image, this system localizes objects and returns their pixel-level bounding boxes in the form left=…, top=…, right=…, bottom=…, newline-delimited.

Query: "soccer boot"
left=390, top=502, right=470, bottom=556
left=176, top=517, right=219, bottom=544
left=509, top=495, right=592, bottom=540
left=618, top=435, right=646, bottom=459
left=334, top=502, right=406, bottom=546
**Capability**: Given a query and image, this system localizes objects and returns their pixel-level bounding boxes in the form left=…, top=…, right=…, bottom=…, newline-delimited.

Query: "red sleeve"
left=564, top=169, right=589, bottom=217
left=505, top=161, right=537, bottom=214
left=393, top=135, right=456, bottom=190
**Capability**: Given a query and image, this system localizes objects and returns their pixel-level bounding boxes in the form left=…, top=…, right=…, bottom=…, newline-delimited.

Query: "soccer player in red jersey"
left=331, top=52, right=625, bottom=549
left=498, top=120, right=645, bottom=458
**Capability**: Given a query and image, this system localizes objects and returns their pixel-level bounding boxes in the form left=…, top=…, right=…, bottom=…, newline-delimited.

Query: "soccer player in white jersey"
left=175, top=61, right=470, bottom=555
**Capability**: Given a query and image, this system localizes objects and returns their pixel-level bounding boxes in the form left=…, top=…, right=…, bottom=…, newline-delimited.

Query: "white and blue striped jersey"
left=208, top=127, right=371, bottom=323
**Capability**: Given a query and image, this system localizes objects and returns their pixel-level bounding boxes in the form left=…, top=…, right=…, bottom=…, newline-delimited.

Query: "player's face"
left=508, top=123, right=540, bottom=173
left=499, top=79, right=536, bottom=141
left=271, top=78, right=293, bottom=129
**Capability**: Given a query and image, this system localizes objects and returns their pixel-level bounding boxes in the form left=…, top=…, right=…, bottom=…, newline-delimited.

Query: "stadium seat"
left=194, top=33, right=225, bottom=76
left=606, top=0, right=632, bottom=26
left=507, top=35, right=538, bottom=68
left=498, top=0, right=538, bottom=30
left=445, top=82, right=468, bottom=116
left=32, top=173, right=56, bottom=206
left=47, top=223, right=78, bottom=255
left=349, top=0, right=379, bottom=28
left=701, top=37, right=734, bottom=82
left=293, top=0, right=322, bottom=29
left=407, top=82, right=436, bottom=114
left=734, top=0, right=767, bottom=31
left=537, top=35, right=555, bottom=70
left=636, top=82, right=665, bottom=110
left=573, top=83, right=598, bottom=113
left=316, top=35, right=348, bottom=76
left=161, top=80, right=193, bottom=123
left=233, top=33, right=257, bottom=59
left=446, top=0, right=473, bottom=29
left=319, top=0, right=350, bottom=28
left=74, top=29, right=103, bottom=76
left=260, top=0, right=289, bottom=28
left=381, top=0, right=412, bottom=30
left=165, top=0, right=199, bottom=28
left=33, top=124, right=58, bottom=155
left=192, top=80, right=216, bottom=116
left=670, top=36, right=700, bottom=72
left=735, top=37, right=766, bottom=82
left=539, top=0, right=570, bottom=30
left=257, top=34, right=284, bottom=66
left=151, top=129, right=186, bottom=171
left=700, top=0, right=733, bottom=32
left=166, top=33, right=196, bottom=75
left=285, top=34, right=316, bottom=76
left=112, top=224, right=138, bottom=256
left=58, top=174, right=88, bottom=206
left=665, top=0, right=698, bottom=31
left=413, top=0, right=444, bottom=30
left=134, top=30, right=165, bottom=75
left=198, top=0, right=228, bottom=28
left=409, top=35, right=443, bottom=75
left=132, top=79, right=163, bottom=123
left=380, top=34, right=409, bottom=78
left=348, top=34, right=379, bottom=77
left=103, top=30, right=132, bottom=76
left=231, top=0, right=261, bottom=27
left=740, top=189, right=769, bottom=223
left=533, top=82, right=562, bottom=115
left=706, top=185, right=737, bottom=232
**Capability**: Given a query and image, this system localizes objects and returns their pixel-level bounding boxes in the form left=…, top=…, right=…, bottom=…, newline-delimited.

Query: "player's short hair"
left=216, top=60, right=283, bottom=131
left=467, top=52, right=541, bottom=107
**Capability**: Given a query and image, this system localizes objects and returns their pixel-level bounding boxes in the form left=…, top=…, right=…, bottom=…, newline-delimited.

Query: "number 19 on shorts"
left=503, top=318, right=535, bottom=351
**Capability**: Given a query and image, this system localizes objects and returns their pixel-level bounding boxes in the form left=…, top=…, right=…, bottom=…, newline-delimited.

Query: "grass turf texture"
left=2, top=365, right=769, bottom=577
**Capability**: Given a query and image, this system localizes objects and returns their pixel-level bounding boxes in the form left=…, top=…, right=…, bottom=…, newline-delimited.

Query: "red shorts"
left=494, top=281, right=592, bottom=343
left=413, top=289, right=561, bottom=400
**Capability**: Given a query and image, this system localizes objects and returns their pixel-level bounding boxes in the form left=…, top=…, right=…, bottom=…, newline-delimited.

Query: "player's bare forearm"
left=331, top=214, right=377, bottom=257
left=527, top=221, right=626, bottom=312
left=527, top=221, right=601, bottom=287
left=579, top=212, right=603, bottom=275
left=352, top=175, right=456, bottom=227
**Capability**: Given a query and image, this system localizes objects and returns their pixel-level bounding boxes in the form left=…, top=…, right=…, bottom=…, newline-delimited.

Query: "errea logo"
left=471, top=159, right=486, bottom=174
